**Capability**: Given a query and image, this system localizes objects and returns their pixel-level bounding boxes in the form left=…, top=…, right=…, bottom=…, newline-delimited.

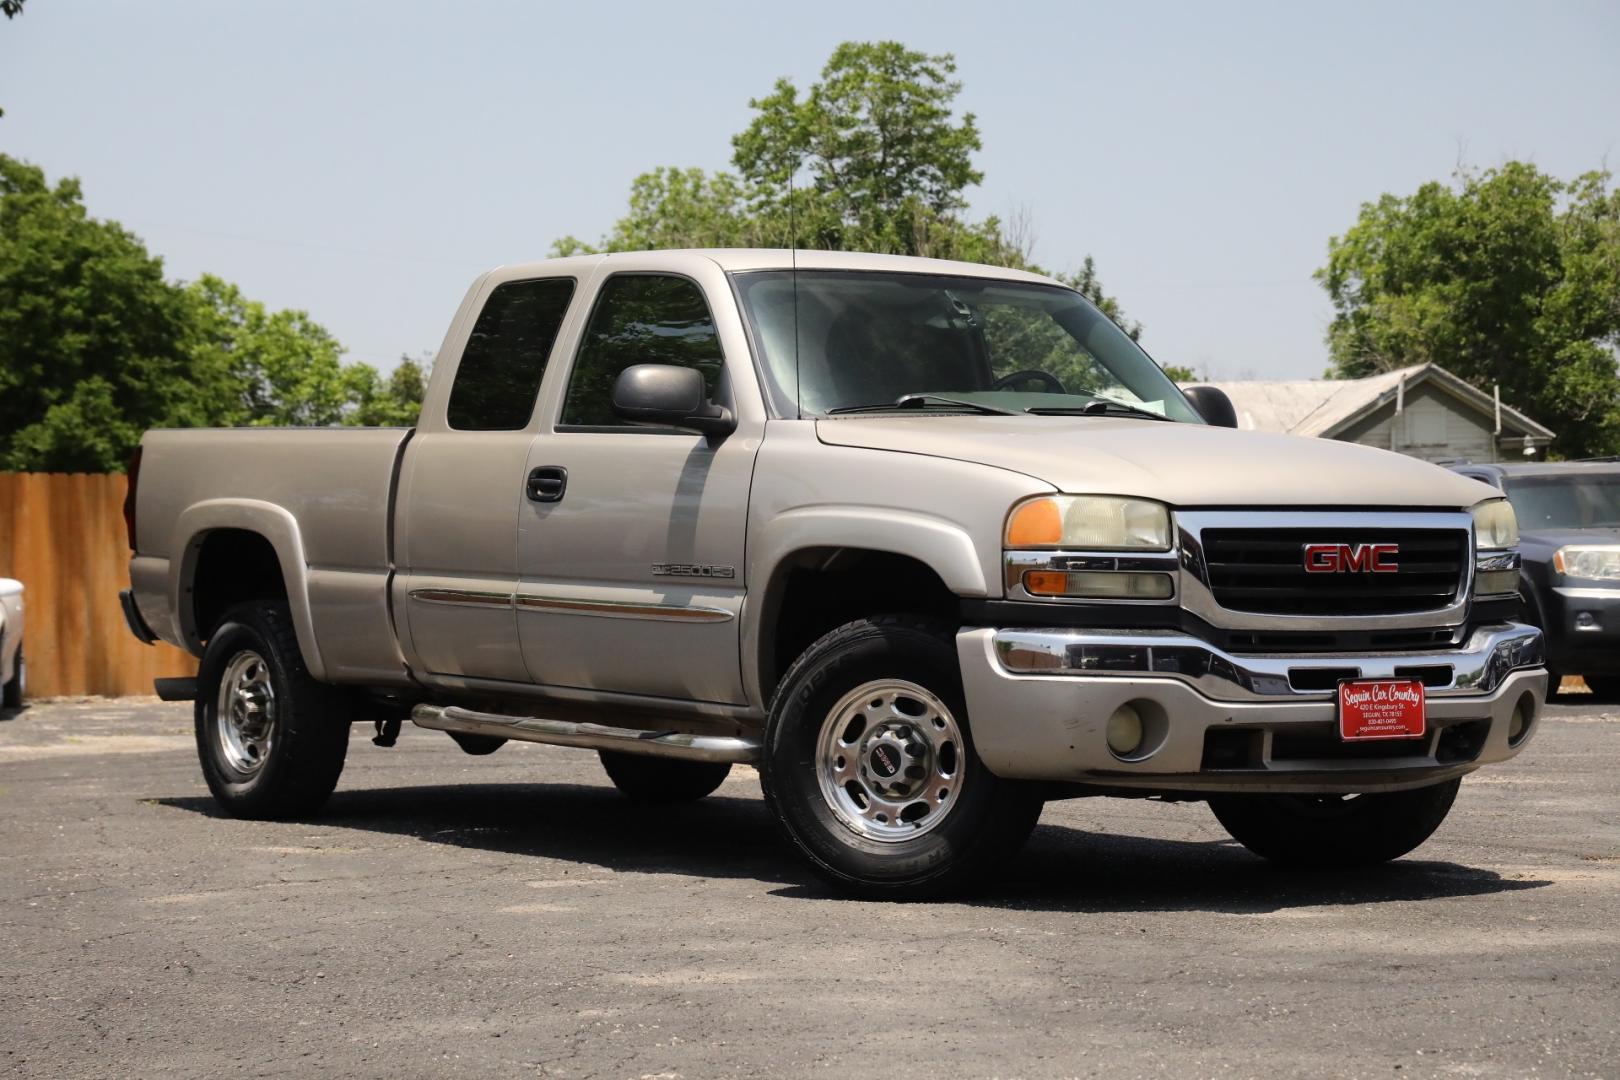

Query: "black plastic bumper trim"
left=119, top=588, right=158, bottom=645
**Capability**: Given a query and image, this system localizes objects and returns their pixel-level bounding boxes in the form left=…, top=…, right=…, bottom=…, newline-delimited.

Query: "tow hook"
left=372, top=716, right=402, bottom=747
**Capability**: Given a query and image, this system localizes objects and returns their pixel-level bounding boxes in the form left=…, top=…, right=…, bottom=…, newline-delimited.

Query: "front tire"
left=195, top=601, right=351, bottom=819
left=598, top=751, right=731, bottom=802
left=1208, top=778, right=1462, bottom=866
left=3, top=647, right=22, bottom=709
left=760, top=616, right=1043, bottom=900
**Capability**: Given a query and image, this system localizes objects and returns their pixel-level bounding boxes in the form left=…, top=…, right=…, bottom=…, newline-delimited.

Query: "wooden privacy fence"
left=0, top=472, right=196, bottom=698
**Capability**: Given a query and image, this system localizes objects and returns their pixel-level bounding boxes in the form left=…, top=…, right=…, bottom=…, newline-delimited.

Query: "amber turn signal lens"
left=1023, top=570, right=1174, bottom=599
left=1006, top=498, right=1063, bottom=547
left=1024, top=571, right=1069, bottom=596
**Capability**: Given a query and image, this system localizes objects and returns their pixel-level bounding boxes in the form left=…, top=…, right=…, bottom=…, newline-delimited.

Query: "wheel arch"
left=745, top=507, right=989, bottom=706
left=171, top=500, right=327, bottom=681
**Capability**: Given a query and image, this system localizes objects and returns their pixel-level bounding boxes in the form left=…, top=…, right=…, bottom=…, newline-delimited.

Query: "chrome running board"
left=411, top=704, right=760, bottom=764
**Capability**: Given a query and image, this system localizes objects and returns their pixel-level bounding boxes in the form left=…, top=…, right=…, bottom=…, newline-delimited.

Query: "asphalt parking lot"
left=1, top=697, right=1616, bottom=1079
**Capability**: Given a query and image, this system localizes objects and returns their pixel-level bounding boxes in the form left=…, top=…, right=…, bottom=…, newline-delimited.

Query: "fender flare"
left=169, top=499, right=327, bottom=682
left=742, top=505, right=989, bottom=706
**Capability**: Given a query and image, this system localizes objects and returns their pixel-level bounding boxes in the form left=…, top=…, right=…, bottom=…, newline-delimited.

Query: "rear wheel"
left=195, top=601, right=351, bottom=819
left=3, top=647, right=22, bottom=709
left=598, top=751, right=731, bottom=802
left=761, top=616, right=1043, bottom=900
left=1208, top=778, right=1461, bottom=866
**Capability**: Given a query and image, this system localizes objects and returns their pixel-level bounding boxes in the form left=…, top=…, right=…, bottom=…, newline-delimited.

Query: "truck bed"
left=131, top=427, right=413, bottom=684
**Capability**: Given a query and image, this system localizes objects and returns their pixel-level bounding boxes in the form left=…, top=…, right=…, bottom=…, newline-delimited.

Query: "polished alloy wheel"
left=815, top=679, right=964, bottom=842
left=217, top=650, right=276, bottom=774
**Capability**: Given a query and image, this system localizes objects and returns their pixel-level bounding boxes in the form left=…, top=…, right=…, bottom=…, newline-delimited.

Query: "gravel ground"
left=0, top=695, right=1616, bottom=1079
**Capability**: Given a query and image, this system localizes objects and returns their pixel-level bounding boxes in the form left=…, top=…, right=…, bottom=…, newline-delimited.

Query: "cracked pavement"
left=0, top=696, right=1616, bottom=1078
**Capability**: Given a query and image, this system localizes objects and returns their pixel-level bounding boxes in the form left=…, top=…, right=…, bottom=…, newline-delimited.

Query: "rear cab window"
left=447, top=277, right=576, bottom=430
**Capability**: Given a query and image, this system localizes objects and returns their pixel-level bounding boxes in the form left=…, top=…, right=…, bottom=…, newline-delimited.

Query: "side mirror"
left=611, top=364, right=735, bottom=437
left=1182, top=385, right=1238, bottom=428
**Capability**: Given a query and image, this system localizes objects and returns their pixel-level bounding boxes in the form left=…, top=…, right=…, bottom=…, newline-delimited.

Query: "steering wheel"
left=993, top=369, right=1065, bottom=394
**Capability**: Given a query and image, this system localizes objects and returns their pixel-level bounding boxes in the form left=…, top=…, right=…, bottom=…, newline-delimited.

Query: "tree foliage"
left=0, top=154, right=424, bottom=471
left=1319, top=163, right=1620, bottom=457
left=0, top=157, right=206, bottom=471
left=552, top=41, right=1143, bottom=341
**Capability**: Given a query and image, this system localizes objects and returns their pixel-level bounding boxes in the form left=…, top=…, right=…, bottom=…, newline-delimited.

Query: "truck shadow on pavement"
left=158, top=783, right=1549, bottom=914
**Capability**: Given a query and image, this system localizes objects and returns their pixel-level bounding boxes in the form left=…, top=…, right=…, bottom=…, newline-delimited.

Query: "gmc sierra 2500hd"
left=122, top=249, right=1547, bottom=899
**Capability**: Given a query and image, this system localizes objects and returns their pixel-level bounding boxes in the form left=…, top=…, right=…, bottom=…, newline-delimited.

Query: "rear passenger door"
left=515, top=261, right=763, bottom=704
left=394, top=273, right=580, bottom=683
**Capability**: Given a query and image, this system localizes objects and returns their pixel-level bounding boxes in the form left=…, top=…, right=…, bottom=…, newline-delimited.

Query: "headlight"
left=1005, top=495, right=1172, bottom=550
left=1472, top=499, right=1519, bottom=550
left=1553, top=545, right=1620, bottom=581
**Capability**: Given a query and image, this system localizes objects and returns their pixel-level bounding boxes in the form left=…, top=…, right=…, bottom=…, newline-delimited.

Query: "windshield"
left=1504, top=473, right=1620, bottom=530
left=732, top=270, right=1202, bottom=422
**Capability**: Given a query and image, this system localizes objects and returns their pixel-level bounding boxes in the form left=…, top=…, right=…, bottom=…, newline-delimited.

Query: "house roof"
left=1183, top=363, right=1555, bottom=442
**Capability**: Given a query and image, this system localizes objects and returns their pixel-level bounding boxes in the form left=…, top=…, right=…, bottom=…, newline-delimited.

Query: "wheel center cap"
left=868, top=743, right=902, bottom=779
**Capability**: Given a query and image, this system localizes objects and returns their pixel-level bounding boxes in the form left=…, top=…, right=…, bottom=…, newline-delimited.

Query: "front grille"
left=1201, top=528, right=1468, bottom=616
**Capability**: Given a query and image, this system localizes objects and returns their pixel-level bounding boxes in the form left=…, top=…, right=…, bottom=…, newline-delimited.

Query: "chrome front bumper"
left=992, top=623, right=1544, bottom=701
left=957, top=622, right=1547, bottom=794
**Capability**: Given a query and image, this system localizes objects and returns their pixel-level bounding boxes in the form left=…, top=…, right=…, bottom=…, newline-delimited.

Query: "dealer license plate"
left=1338, top=679, right=1426, bottom=741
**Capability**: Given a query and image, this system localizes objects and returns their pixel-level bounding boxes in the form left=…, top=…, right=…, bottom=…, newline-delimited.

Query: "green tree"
left=0, top=155, right=215, bottom=471
left=348, top=355, right=428, bottom=427
left=1, top=154, right=420, bottom=469
left=1319, top=162, right=1620, bottom=457
left=185, top=274, right=371, bottom=427
left=553, top=41, right=1141, bottom=339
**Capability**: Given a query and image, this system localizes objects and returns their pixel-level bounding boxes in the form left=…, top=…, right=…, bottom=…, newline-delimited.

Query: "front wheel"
left=195, top=601, right=352, bottom=819
left=1208, top=778, right=1462, bottom=866
left=3, top=647, right=22, bottom=709
left=760, top=616, right=1043, bottom=900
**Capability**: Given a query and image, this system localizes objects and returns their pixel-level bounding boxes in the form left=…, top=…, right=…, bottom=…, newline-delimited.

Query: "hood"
left=815, top=415, right=1498, bottom=509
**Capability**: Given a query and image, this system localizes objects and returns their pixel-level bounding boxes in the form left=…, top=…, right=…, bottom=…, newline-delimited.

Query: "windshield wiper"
left=1026, top=399, right=1173, bottom=422
left=826, top=394, right=1018, bottom=417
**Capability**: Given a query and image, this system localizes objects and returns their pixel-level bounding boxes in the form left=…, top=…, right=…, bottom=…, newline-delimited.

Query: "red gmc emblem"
left=1303, top=542, right=1399, bottom=573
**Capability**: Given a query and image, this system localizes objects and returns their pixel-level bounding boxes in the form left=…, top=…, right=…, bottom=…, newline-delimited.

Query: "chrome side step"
left=411, top=704, right=760, bottom=764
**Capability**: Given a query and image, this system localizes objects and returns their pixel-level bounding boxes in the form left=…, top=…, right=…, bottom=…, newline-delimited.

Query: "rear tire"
left=195, top=601, right=351, bottom=819
left=598, top=751, right=731, bottom=802
left=1208, top=778, right=1461, bottom=866
left=760, top=616, right=1044, bottom=900
left=3, top=647, right=22, bottom=709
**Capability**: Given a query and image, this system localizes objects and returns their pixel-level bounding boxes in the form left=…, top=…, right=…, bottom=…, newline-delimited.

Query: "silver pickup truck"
left=122, top=249, right=1547, bottom=899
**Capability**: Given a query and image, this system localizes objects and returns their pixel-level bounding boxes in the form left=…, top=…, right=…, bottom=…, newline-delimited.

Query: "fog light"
left=1106, top=703, right=1144, bottom=756
left=1575, top=611, right=1601, bottom=632
left=1508, top=703, right=1529, bottom=743
left=1475, top=569, right=1519, bottom=596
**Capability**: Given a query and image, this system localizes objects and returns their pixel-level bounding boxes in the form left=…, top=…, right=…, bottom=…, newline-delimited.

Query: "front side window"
left=447, top=277, right=576, bottom=430
left=560, top=274, right=724, bottom=428
left=732, top=270, right=1201, bottom=422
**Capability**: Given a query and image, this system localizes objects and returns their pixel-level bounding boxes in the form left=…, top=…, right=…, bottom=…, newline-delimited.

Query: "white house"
left=1183, top=363, right=1555, bottom=463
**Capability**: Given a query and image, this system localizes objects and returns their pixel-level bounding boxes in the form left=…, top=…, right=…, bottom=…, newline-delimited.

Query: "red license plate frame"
left=1338, top=678, right=1427, bottom=741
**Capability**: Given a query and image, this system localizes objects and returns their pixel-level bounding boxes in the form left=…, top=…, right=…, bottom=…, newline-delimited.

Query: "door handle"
left=526, top=466, right=567, bottom=503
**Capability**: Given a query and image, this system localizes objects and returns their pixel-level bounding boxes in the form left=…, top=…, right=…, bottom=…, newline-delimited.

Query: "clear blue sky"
left=3, top=1, right=1617, bottom=379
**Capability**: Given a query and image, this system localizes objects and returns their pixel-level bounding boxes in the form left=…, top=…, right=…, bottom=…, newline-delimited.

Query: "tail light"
left=123, top=445, right=142, bottom=551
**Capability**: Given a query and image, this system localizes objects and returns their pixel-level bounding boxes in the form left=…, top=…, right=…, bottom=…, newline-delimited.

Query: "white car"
left=0, top=578, right=23, bottom=708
